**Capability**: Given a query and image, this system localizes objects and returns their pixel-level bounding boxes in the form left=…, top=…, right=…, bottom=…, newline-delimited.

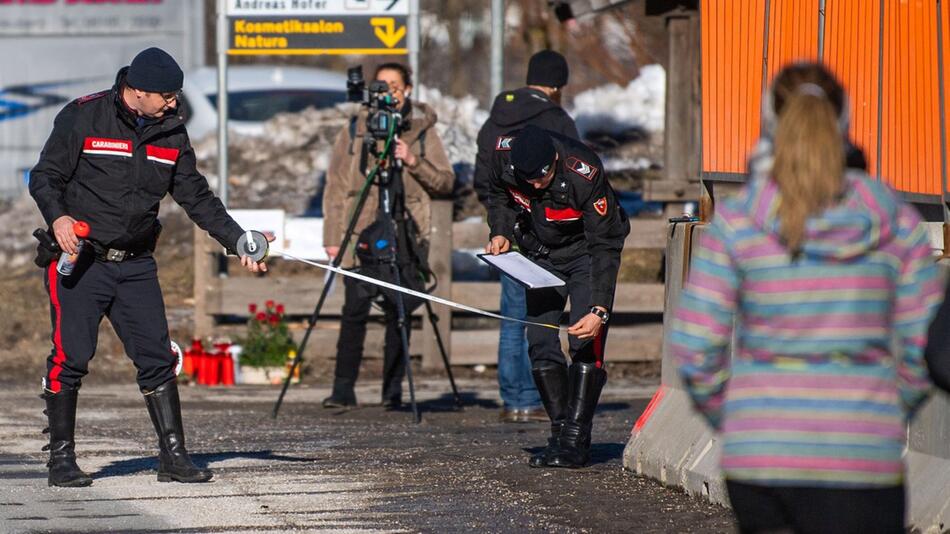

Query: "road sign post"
left=225, top=0, right=409, bottom=55
left=215, top=0, right=411, bottom=205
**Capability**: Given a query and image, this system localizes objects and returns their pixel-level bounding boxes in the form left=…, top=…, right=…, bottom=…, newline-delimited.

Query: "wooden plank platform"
left=452, top=219, right=670, bottom=250
left=278, top=323, right=663, bottom=365
left=205, top=279, right=665, bottom=316
left=447, top=323, right=663, bottom=365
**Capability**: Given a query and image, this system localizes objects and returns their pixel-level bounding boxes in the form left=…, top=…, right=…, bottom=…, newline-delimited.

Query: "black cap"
left=511, top=125, right=556, bottom=181
left=126, top=47, right=183, bottom=93
left=526, top=50, right=569, bottom=88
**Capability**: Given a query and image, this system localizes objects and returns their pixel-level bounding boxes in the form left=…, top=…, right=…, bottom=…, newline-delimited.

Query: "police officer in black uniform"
left=29, top=48, right=270, bottom=487
left=486, top=125, right=629, bottom=468
left=475, top=50, right=581, bottom=423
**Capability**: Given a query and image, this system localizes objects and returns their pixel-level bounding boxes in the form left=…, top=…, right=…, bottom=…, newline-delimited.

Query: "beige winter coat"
left=322, top=102, right=454, bottom=267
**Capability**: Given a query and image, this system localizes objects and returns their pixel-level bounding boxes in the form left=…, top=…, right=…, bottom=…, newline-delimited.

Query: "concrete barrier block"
left=623, top=386, right=727, bottom=506
left=906, top=450, right=950, bottom=532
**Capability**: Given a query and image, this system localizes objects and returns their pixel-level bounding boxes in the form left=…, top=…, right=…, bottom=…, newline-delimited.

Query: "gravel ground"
left=0, top=378, right=734, bottom=533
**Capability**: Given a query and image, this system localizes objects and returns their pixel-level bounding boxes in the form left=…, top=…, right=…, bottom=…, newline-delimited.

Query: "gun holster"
left=513, top=220, right=550, bottom=259
left=33, top=228, right=62, bottom=268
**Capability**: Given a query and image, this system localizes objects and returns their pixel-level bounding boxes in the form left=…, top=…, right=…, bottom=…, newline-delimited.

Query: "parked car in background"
left=182, top=65, right=349, bottom=139
left=0, top=64, right=348, bottom=197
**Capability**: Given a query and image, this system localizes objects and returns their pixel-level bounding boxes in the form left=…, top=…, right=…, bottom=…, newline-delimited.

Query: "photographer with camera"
left=322, top=63, right=454, bottom=409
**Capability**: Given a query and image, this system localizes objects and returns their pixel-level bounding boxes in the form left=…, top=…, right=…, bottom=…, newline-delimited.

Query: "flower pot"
left=239, top=365, right=285, bottom=385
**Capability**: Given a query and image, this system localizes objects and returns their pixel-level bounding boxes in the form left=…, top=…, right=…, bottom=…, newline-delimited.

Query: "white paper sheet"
left=478, top=251, right=566, bottom=289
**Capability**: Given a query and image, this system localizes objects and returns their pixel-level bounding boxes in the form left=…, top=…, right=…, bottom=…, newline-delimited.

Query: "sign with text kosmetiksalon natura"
left=226, top=0, right=408, bottom=55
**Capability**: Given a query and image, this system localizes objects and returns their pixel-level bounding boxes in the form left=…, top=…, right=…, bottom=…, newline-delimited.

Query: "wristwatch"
left=589, top=306, right=609, bottom=325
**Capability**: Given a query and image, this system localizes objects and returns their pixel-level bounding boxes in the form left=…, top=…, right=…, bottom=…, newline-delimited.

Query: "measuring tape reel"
left=236, top=230, right=269, bottom=263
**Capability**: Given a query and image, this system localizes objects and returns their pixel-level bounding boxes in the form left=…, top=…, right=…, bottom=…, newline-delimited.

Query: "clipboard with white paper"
left=477, top=251, right=566, bottom=289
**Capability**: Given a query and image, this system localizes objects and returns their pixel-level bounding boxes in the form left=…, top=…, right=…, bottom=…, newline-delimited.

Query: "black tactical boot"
left=548, top=362, right=607, bottom=468
left=528, top=362, right=569, bottom=468
left=144, top=380, right=213, bottom=483
left=44, top=388, right=93, bottom=487
left=322, top=379, right=357, bottom=408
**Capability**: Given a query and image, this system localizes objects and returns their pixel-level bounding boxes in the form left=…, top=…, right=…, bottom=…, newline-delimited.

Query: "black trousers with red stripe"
left=525, top=254, right=608, bottom=368
left=43, top=255, right=175, bottom=393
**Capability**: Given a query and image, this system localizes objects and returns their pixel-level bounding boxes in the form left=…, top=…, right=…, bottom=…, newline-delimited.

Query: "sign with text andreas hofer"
left=226, top=0, right=408, bottom=55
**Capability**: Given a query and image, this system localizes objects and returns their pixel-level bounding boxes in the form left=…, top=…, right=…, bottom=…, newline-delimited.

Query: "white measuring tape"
left=272, top=249, right=562, bottom=331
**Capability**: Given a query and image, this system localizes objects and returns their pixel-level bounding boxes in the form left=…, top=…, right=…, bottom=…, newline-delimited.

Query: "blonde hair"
left=770, top=64, right=846, bottom=255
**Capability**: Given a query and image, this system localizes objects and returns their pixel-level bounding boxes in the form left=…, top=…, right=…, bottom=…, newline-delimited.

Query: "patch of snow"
left=603, top=157, right=653, bottom=172
left=420, top=13, right=449, bottom=47
left=423, top=86, right=488, bottom=169
left=571, top=64, right=666, bottom=138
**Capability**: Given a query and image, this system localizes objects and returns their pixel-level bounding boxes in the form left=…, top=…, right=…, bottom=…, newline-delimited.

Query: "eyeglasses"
left=159, top=90, right=182, bottom=104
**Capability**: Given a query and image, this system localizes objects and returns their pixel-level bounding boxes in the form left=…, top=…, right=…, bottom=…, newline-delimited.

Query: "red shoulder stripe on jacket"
left=74, top=90, right=110, bottom=106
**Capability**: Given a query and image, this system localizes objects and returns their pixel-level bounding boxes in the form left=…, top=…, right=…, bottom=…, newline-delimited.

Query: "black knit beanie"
left=126, top=47, right=183, bottom=93
left=526, top=50, right=569, bottom=88
left=511, top=125, right=556, bottom=180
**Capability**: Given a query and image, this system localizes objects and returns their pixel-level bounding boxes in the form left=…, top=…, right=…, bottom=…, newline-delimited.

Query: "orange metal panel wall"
left=943, top=0, right=950, bottom=199
left=702, top=0, right=947, bottom=198
left=880, top=0, right=941, bottom=195
left=765, top=0, right=819, bottom=83
left=823, top=0, right=880, bottom=176
left=701, top=0, right=766, bottom=174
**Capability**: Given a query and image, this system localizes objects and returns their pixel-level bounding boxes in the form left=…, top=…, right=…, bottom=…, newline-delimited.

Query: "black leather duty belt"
left=92, top=245, right=148, bottom=263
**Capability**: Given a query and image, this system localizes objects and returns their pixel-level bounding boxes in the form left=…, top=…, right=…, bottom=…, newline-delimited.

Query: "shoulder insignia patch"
left=505, top=93, right=515, bottom=102
left=496, top=136, right=514, bottom=151
left=566, top=156, right=598, bottom=181
left=74, top=90, right=109, bottom=106
left=593, top=196, right=608, bottom=216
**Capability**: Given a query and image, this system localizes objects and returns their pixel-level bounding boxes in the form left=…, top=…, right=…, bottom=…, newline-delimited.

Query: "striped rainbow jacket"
left=672, top=172, right=944, bottom=488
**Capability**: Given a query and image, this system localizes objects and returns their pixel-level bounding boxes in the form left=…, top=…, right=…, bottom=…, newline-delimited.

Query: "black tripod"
left=272, top=132, right=461, bottom=423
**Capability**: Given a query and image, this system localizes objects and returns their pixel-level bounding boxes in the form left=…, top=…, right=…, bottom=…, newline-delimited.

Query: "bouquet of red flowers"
left=238, top=300, right=295, bottom=368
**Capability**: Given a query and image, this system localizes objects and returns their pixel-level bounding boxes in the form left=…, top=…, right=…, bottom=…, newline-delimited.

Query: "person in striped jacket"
left=672, top=62, right=944, bottom=533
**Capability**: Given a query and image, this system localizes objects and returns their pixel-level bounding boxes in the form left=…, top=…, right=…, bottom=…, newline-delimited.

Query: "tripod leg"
left=271, top=161, right=379, bottom=419
left=272, top=270, right=338, bottom=418
left=387, top=261, right=420, bottom=424
left=397, top=310, right=419, bottom=424
left=424, top=301, right=462, bottom=407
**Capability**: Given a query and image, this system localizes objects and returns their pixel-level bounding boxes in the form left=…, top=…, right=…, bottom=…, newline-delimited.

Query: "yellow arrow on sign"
left=370, top=17, right=406, bottom=48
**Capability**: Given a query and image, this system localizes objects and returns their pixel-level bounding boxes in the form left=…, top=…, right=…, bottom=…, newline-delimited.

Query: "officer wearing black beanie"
left=126, top=47, right=184, bottom=94
left=485, top=124, right=630, bottom=469
left=29, top=48, right=270, bottom=488
left=474, top=49, right=581, bottom=425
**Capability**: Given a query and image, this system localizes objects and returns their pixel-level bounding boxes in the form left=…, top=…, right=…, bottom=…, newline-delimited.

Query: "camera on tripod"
left=346, top=65, right=405, bottom=143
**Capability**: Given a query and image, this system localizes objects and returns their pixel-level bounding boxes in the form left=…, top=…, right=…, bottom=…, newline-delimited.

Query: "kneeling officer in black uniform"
left=29, top=48, right=271, bottom=487
left=485, top=125, right=630, bottom=468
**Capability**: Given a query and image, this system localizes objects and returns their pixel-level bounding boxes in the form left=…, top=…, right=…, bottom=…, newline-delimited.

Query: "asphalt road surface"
left=0, top=378, right=734, bottom=533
